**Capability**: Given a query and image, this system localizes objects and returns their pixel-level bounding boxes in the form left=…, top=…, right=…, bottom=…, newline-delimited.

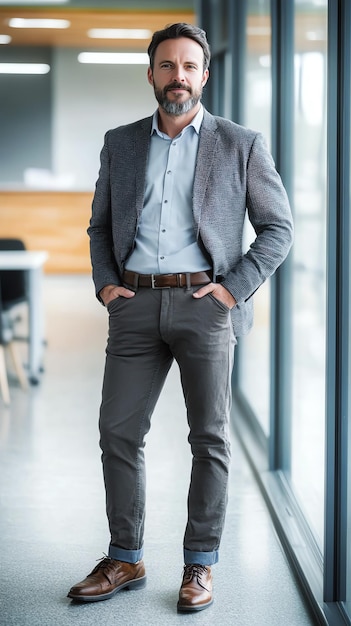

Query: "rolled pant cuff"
left=108, top=544, right=143, bottom=563
left=183, top=548, right=219, bottom=566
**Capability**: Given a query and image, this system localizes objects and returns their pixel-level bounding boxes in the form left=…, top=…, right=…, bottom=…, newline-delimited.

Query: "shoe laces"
left=91, top=554, right=119, bottom=577
left=183, top=564, right=209, bottom=583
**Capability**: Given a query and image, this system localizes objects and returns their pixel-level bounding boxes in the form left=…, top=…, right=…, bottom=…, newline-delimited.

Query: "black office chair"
left=0, top=238, right=27, bottom=311
left=0, top=238, right=29, bottom=344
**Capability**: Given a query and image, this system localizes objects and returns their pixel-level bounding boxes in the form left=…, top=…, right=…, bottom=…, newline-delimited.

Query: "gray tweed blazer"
left=88, top=108, right=293, bottom=336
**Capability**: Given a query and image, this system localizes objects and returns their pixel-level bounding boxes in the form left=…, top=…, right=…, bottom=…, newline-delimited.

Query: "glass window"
left=290, top=0, right=327, bottom=549
left=239, top=0, right=271, bottom=435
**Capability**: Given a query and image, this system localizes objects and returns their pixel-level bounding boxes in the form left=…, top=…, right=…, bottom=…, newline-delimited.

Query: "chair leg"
left=0, top=345, right=10, bottom=405
left=8, top=341, right=29, bottom=391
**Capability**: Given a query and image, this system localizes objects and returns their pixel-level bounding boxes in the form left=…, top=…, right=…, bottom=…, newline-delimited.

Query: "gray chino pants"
left=99, top=285, right=235, bottom=566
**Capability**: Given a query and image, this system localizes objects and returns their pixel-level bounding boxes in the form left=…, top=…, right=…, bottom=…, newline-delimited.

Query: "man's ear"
left=147, top=66, right=154, bottom=86
left=202, top=69, right=209, bottom=87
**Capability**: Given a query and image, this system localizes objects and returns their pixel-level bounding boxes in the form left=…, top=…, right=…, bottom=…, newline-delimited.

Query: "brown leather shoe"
left=177, top=564, right=213, bottom=612
left=67, top=557, right=146, bottom=602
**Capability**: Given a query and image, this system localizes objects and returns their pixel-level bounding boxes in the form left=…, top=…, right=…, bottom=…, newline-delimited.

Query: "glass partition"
left=239, top=0, right=272, bottom=435
left=290, top=0, right=327, bottom=549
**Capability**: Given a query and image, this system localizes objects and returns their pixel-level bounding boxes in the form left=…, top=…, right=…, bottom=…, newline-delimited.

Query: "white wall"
left=52, top=48, right=156, bottom=190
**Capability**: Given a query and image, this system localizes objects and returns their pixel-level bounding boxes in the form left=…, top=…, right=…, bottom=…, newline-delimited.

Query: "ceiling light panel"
left=87, top=28, right=152, bottom=40
left=0, top=62, right=50, bottom=74
left=8, top=17, right=70, bottom=29
left=78, top=52, right=149, bottom=65
left=0, top=0, right=68, bottom=3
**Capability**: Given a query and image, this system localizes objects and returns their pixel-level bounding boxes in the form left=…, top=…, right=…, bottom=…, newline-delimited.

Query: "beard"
left=153, top=81, right=202, bottom=116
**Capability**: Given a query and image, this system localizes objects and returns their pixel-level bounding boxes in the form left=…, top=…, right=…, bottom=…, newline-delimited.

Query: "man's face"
left=147, top=37, right=209, bottom=116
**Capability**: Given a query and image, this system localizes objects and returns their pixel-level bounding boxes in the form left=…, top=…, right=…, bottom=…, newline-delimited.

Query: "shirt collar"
left=151, top=105, right=204, bottom=138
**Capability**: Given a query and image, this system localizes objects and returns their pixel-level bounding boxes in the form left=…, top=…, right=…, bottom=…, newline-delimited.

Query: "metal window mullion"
left=337, top=0, right=351, bottom=601
left=229, top=0, right=246, bottom=125
left=269, top=0, right=294, bottom=472
left=324, top=0, right=351, bottom=605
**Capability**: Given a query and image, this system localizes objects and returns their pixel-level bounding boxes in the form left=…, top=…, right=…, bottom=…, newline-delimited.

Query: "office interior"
left=0, top=1, right=350, bottom=625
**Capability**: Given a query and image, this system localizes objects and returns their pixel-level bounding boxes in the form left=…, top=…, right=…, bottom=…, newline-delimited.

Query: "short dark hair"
left=147, top=22, right=211, bottom=72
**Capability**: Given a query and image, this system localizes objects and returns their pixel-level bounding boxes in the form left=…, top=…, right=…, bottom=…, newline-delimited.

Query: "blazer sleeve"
left=87, top=131, right=122, bottom=300
left=221, top=132, right=294, bottom=303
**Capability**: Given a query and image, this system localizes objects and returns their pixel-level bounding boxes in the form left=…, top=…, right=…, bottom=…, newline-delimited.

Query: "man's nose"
left=172, top=66, right=186, bottom=82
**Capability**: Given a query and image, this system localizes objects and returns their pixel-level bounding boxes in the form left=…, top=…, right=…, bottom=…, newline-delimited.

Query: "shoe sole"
left=177, top=598, right=213, bottom=612
left=67, top=575, right=147, bottom=603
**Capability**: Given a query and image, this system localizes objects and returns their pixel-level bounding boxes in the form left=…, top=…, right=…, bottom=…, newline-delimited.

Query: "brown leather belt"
left=123, top=269, right=212, bottom=289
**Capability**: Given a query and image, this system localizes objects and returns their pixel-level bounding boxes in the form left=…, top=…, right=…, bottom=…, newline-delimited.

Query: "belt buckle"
left=151, top=274, right=170, bottom=289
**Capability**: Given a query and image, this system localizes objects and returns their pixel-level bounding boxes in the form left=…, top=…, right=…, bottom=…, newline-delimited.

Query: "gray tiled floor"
left=0, top=275, right=317, bottom=626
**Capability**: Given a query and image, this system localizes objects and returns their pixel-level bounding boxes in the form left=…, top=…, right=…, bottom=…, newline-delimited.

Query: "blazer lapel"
left=134, top=117, right=152, bottom=219
left=193, top=110, right=218, bottom=225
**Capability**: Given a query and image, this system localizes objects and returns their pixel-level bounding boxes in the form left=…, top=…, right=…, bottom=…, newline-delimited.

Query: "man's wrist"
left=99, top=284, right=118, bottom=305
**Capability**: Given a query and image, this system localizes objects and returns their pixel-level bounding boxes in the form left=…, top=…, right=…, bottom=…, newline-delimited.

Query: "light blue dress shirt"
left=125, top=106, right=211, bottom=275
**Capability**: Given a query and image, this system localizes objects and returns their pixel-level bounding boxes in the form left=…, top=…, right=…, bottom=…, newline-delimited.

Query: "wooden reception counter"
left=0, top=191, right=94, bottom=273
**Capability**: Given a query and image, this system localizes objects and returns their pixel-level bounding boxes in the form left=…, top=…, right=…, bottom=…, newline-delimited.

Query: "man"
left=68, top=22, right=293, bottom=612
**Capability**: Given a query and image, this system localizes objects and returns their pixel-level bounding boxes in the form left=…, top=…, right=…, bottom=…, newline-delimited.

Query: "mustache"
left=165, top=82, right=191, bottom=93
